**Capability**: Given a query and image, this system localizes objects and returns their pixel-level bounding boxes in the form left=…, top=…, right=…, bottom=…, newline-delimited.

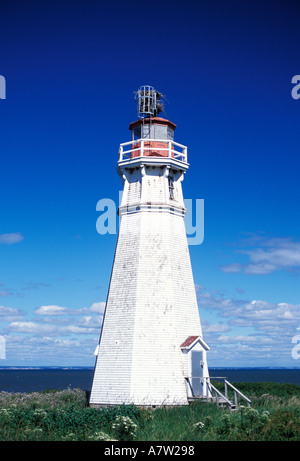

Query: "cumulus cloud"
left=27, top=336, right=80, bottom=347
left=0, top=297, right=106, bottom=365
left=197, top=286, right=300, bottom=332
left=7, top=321, right=57, bottom=334
left=6, top=334, right=89, bottom=365
left=89, top=302, right=106, bottom=314
left=35, top=305, right=69, bottom=315
left=218, top=335, right=257, bottom=343
left=196, top=285, right=246, bottom=313
left=3, top=300, right=105, bottom=341
left=221, top=263, right=242, bottom=273
left=0, top=233, right=24, bottom=244
left=0, top=306, right=19, bottom=317
left=34, top=302, right=106, bottom=317
left=2, top=286, right=298, bottom=366
left=0, top=305, right=23, bottom=322
left=197, top=285, right=300, bottom=366
left=221, top=235, right=300, bottom=275
left=78, top=315, right=103, bottom=328
left=204, top=323, right=229, bottom=334
left=6, top=321, right=100, bottom=336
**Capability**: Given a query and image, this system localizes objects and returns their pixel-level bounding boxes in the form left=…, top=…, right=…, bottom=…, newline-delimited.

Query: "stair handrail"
left=224, top=379, right=251, bottom=407
left=207, top=380, right=233, bottom=408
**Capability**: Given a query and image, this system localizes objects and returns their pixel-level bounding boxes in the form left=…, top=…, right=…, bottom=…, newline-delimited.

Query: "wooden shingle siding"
left=90, top=120, right=210, bottom=406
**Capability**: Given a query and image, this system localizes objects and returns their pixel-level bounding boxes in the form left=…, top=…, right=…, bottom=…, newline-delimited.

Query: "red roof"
left=129, top=117, right=176, bottom=131
left=180, top=336, right=199, bottom=348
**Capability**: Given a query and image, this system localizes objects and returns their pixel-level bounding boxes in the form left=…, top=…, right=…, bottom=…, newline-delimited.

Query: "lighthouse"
left=90, top=86, right=210, bottom=406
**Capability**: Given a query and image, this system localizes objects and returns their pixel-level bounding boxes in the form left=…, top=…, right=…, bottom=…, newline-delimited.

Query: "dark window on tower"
left=133, top=127, right=141, bottom=140
left=168, top=176, right=174, bottom=200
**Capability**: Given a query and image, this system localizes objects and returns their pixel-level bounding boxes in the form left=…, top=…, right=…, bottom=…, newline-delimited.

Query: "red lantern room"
left=129, top=117, right=176, bottom=158
left=118, top=85, right=188, bottom=165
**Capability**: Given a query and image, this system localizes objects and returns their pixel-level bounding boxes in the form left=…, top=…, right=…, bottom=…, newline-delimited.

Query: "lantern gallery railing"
left=118, top=138, right=188, bottom=163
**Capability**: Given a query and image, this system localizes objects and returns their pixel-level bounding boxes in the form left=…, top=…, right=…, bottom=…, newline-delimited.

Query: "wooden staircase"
left=187, top=377, right=251, bottom=411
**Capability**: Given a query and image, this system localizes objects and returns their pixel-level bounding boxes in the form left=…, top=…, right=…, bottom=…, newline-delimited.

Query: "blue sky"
left=0, top=0, right=300, bottom=367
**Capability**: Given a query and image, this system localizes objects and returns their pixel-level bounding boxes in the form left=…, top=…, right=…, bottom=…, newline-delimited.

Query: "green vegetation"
left=0, top=383, right=299, bottom=441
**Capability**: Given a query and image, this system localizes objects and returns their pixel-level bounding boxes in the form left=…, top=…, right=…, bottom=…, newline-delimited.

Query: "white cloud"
left=3, top=287, right=298, bottom=367
left=60, top=325, right=94, bottom=334
left=6, top=320, right=100, bottom=336
left=197, top=285, right=300, bottom=365
left=0, top=297, right=104, bottom=364
left=0, top=306, right=20, bottom=317
left=35, top=305, right=69, bottom=315
left=226, top=296, right=299, bottom=329
left=0, top=233, right=24, bottom=244
left=27, top=336, right=81, bottom=347
left=78, top=315, right=103, bottom=328
left=89, top=302, right=106, bottom=314
left=221, top=263, right=242, bottom=273
left=8, top=321, right=57, bottom=334
left=221, top=235, right=300, bottom=275
left=34, top=302, right=106, bottom=317
left=0, top=305, right=23, bottom=322
left=218, top=335, right=257, bottom=343
left=4, top=299, right=105, bottom=341
left=203, top=323, right=229, bottom=334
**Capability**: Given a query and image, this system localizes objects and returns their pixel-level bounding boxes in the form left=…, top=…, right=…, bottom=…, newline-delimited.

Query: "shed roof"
left=180, top=335, right=210, bottom=351
left=180, top=336, right=199, bottom=348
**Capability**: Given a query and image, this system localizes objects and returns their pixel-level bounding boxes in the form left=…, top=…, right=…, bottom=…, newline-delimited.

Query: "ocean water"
left=0, top=368, right=94, bottom=393
left=209, top=368, right=300, bottom=385
left=0, top=367, right=299, bottom=393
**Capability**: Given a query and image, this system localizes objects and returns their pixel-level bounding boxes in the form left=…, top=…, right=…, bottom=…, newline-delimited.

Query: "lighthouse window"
left=133, top=127, right=141, bottom=140
left=168, top=176, right=175, bottom=200
left=167, top=126, right=174, bottom=140
left=154, top=125, right=167, bottom=139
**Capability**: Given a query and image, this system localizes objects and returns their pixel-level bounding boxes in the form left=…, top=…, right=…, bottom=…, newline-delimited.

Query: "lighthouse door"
left=191, top=350, right=204, bottom=396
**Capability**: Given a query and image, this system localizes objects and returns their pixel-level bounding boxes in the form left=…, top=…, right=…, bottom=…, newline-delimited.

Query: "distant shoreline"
left=0, top=367, right=299, bottom=393
left=0, top=366, right=299, bottom=370
left=0, top=366, right=94, bottom=370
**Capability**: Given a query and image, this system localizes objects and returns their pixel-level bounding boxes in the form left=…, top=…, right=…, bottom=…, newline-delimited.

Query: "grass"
left=0, top=383, right=299, bottom=441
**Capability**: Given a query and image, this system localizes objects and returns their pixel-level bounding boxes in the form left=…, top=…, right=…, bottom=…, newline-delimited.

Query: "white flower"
left=194, top=421, right=205, bottom=429
left=88, top=431, right=118, bottom=441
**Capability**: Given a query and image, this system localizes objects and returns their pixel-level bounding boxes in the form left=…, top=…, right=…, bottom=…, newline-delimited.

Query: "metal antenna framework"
left=135, top=85, right=165, bottom=119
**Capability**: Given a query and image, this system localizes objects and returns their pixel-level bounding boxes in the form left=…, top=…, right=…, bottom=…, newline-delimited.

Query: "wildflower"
left=88, top=431, right=118, bottom=441
left=25, top=428, right=43, bottom=433
left=243, top=408, right=259, bottom=423
left=0, top=408, right=11, bottom=417
left=217, top=413, right=234, bottom=435
left=33, top=409, right=47, bottom=417
left=194, top=421, right=205, bottom=430
left=111, top=415, right=138, bottom=440
left=258, top=410, right=270, bottom=427
left=61, top=432, right=77, bottom=441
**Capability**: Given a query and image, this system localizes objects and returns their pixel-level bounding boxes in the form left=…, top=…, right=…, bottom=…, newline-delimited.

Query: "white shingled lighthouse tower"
left=90, top=86, right=210, bottom=406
